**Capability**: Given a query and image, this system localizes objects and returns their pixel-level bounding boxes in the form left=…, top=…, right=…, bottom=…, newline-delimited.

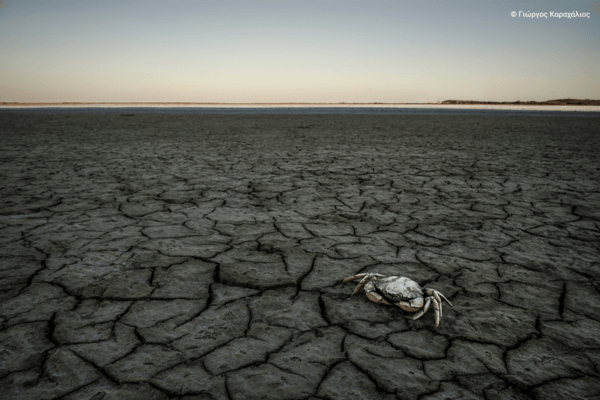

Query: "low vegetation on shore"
left=442, top=99, right=600, bottom=105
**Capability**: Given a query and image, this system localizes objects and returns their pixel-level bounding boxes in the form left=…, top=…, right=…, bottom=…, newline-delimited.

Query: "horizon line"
left=2, top=98, right=600, bottom=106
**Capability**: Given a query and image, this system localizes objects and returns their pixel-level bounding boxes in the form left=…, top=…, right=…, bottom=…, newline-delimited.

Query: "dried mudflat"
left=0, top=113, right=599, bottom=400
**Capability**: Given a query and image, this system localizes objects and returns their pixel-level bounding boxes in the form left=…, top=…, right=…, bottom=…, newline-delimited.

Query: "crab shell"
left=374, top=276, right=423, bottom=303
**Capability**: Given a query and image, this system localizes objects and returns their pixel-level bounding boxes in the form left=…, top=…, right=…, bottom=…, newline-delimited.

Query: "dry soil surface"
left=1, top=113, right=599, bottom=400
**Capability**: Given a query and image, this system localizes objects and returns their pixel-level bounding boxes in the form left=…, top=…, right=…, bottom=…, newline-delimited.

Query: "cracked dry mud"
left=0, top=113, right=599, bottom=400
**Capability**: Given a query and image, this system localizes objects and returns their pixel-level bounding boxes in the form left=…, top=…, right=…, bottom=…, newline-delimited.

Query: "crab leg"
left=424, top=288, right=452, bottom=318
left=432, top=298, right=440, bottom=329
left=435, top=295, right=442, bottom=319
left=343, top=273, right=367, bottom=283
left=412, top=297, right=432, bottom=320
left=351, top=275, right=370, bottom=296
left=425, top=288, right=453, bottom=307
left=430, top=289, right=443, bottom=306
left=437, top=292, right=453, bottom=307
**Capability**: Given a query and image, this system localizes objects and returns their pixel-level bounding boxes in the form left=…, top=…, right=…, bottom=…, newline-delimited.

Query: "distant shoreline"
left=1, top=99, right=599, bottom=107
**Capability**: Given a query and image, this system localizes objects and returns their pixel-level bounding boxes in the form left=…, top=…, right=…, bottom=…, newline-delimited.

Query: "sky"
left=0, top=0, right=599, bottom=103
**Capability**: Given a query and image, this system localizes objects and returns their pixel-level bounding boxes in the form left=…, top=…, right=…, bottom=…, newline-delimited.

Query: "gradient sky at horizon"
left=1, top=0, right=599, bottom=103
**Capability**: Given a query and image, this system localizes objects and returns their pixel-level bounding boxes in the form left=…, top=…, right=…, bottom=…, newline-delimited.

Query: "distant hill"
left=442, top=99, right=600, bottom=106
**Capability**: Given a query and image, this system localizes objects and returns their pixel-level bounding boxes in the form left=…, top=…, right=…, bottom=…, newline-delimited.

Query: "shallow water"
left=1, top=104, right=600, bottom=117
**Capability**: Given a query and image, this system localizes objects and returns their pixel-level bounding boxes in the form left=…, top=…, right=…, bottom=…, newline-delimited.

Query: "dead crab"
left=342, top=273, right=453, bottom=329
